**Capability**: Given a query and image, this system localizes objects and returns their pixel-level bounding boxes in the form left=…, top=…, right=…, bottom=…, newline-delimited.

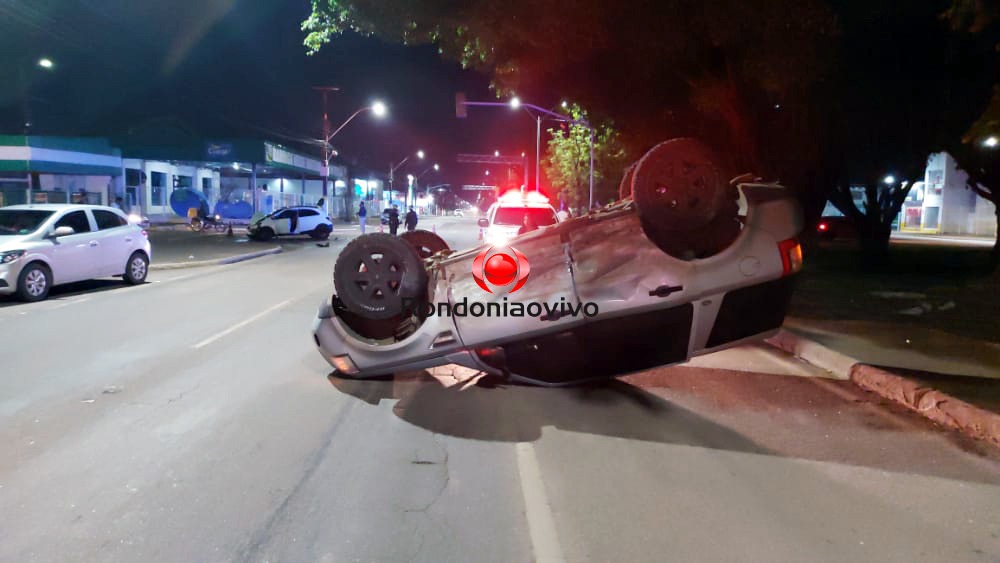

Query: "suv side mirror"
left=51, top=226, right=75, bottom=238
left=477, top=218, right=489, bottom=228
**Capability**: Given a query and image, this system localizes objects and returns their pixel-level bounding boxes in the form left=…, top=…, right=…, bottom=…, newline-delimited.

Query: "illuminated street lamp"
left=984, top=136, right=998, bottom=149
left=494, top=150, right=500, bottom=157
left=510, top=96, right=521, bottom=109
left=37, top=58, right=54, bottom=69
left=883, top=175, right=896, bottom=185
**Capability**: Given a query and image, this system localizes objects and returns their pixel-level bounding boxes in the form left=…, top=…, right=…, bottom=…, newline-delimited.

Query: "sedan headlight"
left=0, top=250, right=26, bottom=264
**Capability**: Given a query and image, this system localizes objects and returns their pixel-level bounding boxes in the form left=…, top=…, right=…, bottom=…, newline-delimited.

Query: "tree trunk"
left=858, top=218, right=892, bottom=269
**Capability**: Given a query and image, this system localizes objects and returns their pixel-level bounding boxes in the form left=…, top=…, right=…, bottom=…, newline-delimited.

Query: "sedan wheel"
left=123, top=252, right=149, bottom=285
left=17, top=263, right=51, bottom=302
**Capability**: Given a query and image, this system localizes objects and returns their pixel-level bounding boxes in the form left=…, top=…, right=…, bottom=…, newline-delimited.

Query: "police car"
left=477, top=191, right=560, bottom=246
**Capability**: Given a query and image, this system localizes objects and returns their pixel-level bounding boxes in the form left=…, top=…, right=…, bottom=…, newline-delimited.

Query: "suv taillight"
left=778, top=238, right=802, bottom=276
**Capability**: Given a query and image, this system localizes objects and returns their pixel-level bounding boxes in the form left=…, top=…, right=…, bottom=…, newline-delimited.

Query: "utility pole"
left=313, top=86, right=340, bottom=214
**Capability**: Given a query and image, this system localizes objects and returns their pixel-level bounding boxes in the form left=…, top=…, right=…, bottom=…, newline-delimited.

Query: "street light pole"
left=313, top=86, right=340, bottom=215
left=459, top=98, right=593, bottom=200
left=536, top=115, right=542, bottom=192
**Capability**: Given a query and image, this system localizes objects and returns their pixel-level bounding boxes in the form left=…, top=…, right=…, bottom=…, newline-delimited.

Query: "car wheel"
left=632, top=138, right=739, bottom=259
left=123, top=251, right=149, bottom=285
left=16, top=262, right=51, bottom=302
left=257, top=227, right=275, bottom=242
left=334, top=233, right=427, bottom=320
left=311, top=224, right=331, bottom=240
left=618, top=161, right=637, bottom=201
left=400, top=229, right=450, bottom=259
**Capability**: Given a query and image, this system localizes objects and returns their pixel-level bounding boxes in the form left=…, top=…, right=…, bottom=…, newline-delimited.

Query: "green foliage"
left=541, top=104, right=627, bottom=210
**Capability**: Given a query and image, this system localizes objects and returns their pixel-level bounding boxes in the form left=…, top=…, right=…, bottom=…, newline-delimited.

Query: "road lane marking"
left=193, top=299, right=293, bottom=349
left=516, top=442, right=566, bottom=563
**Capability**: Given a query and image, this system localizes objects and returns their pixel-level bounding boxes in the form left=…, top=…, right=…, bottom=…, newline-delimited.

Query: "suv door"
left=271, top=209, right=294, bottom=235
left=49, top=210, right=97, bottom=284
left=90, top=209, right=133, bottom=276
left=296, top=208, right=321, bottom=233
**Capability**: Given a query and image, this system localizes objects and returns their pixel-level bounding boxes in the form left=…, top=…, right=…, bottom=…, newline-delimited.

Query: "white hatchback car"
left=247, top=206, right=333, bottom=242
left=0, top=204, right=152, bottom=302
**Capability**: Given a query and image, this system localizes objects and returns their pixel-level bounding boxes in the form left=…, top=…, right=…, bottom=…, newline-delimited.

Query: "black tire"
left=334, top=233, right=427, bottom=320
left=310, top=224, right=332, bottom=240
left=214, top=222, right=227, bottom=233
left=400, top=229, right=450, bottom=259
left=16, top=262, right=51, bottom=302
left=632, top=138, right=739, bottom=259
left=618, top=162, right=637, bottom=201
left=256, top=227, right=275, bottom=242
left=190, top=218, right=204, bottom=232
left=123, top=251, right=149, bottom=285
left=632, top=138, right=727, bottom=230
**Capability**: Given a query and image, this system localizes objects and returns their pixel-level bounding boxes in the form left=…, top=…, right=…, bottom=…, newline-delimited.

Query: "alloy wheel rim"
left=131, top=257, right=147, bottom=280
left=25, top=269, right=46, bottom=296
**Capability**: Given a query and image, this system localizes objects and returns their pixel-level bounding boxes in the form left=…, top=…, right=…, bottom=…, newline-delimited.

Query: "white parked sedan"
left=0, top=204, right=152, bottom=302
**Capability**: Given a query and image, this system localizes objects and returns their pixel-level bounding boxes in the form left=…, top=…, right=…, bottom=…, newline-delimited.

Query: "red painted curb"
left=850, top=364, right=1000, bottom=448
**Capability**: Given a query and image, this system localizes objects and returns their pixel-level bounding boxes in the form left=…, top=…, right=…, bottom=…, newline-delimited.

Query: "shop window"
left=923, top=207, right=940, bottom=230
left=125, top=168, right=142, bottom=186
left=151, top=172, right=166, bottom=206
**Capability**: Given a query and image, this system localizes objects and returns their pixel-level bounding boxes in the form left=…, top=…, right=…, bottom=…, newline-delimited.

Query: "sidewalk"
left=148, top=230, right=281, bottom=269
left=770, top=317, right=1000, bottom=446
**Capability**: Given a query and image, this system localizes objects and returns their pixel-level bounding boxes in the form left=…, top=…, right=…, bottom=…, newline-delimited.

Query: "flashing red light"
left=499, top=190, right=549, bottom=204
left=817, top=222, right=829, bottom=232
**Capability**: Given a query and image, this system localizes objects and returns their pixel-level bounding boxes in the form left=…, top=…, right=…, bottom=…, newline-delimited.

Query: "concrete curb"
left=767, top=328, right=1000, bottom=447
left=150, top=247, right=282, bottom=271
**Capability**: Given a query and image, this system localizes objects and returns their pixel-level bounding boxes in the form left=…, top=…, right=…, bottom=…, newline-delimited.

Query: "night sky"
left=0, top=0, right=543, bottom=188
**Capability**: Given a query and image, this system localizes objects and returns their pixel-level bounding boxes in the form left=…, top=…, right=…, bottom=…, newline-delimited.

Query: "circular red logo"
left=484, top=254, right=517, bottom=285
left=472, top=246, right=530, bottom=294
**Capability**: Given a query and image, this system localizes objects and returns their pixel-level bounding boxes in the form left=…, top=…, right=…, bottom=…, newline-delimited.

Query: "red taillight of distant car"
left=778, top=238, right=803, bottom=276
left=817, top=222, right=829, bottom=232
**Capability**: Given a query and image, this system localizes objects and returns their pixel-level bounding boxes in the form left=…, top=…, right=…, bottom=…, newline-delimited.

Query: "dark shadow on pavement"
left=0, top=278, right=130, bottom=308
left=328, top=371, right=770, bottom=454
left=327, top=367, right=1000, bottom=484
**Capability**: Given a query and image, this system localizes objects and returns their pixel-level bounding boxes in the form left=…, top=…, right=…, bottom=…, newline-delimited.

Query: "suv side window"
left=298, top=209, right=319, bottom=217
left=55, top=210, right=92, bottom=233
left=93, top=209, right=127, bottom=230
left=272, top=209, right=293, bottom=219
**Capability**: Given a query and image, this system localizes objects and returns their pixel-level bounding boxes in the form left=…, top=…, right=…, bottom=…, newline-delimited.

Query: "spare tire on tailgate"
left=631, top=138, right=741, bottom=260
left=334, top=233, right=427, bottom=320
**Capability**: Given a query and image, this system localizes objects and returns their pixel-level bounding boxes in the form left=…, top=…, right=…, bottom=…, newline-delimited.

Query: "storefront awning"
left=0, top=136, right=122, bottom=176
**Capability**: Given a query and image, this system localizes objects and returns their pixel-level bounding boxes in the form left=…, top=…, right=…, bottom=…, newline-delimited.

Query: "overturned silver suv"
left=313, top=139, right=803, bottom=386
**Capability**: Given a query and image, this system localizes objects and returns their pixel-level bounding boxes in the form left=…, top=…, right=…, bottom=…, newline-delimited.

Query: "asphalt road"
left=1, top=216, right=998, bottom=562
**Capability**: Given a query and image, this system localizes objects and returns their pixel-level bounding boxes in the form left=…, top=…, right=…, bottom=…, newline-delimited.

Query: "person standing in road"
left=388, top=205, right=400, bottom=235
left=358, top=201, right=367, bottom=234
left=405, top=207, right=418, bottom=232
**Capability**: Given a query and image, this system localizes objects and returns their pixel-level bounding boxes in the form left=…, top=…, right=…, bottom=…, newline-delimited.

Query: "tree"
left=820, top=0, right=996, bottom=262
left=941, top=0, right=1000, bottom=266
left=541, top=104, right=628, bottom=211
left=303, top=0, right=839, bottom=204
